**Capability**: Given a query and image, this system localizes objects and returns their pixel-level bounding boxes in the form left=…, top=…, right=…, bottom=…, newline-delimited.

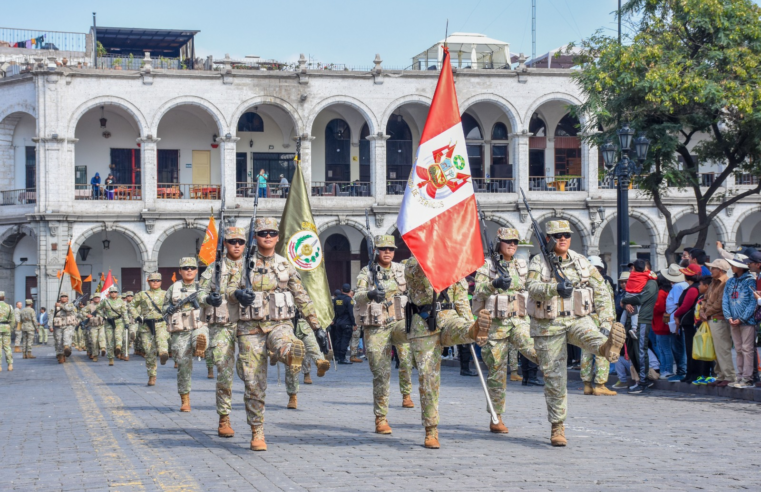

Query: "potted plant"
left=128, top=53, right=134, bottom=69
left=629, top=240, right=642, bottom=251
left=114, top=57, right=123, bottom=70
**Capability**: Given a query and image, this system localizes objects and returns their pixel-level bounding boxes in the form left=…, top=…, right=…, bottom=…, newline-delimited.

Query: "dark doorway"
left=325, top=119, right=351, bottom=181
left=236, top=152, right=248, bottom=191
left=157, top=150, right=179, bottom=184
left=359, top=123, right=371, bottom=182
left=120, top=268, right=143, bottom=294
left=529, top=149, right=545, bottom=177
left=110, top=148, right=141, bottom=185
left=25, top=147, right=36, bottom=189
left=25, top=276, right=37, bottom=310
left=324, top=234, right=351, bottom=291
left=386, top=116, right=413, bottom=180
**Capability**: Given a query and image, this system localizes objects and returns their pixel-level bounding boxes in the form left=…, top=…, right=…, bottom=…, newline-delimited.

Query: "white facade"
left=1, top=57, right=760, bottom=309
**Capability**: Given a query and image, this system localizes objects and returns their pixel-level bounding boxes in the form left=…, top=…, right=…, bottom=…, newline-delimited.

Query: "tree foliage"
left=572, top=0, right=761, bottom=262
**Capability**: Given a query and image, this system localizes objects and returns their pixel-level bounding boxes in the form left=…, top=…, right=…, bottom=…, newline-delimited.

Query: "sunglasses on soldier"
left=377, top=247, right=395, bottom=252
left=551, top=233, right=572, bottom=240
left=500, top=239, right=519, bottom=246
left=181, top=266, right=197, bottom=271
left=226, top=239, right=245, bottom=246
left=257, top=231, right=279, bottom=238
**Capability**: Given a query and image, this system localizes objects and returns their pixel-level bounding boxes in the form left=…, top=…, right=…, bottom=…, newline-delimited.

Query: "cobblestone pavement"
left=2, top=345, right=760, bottom=491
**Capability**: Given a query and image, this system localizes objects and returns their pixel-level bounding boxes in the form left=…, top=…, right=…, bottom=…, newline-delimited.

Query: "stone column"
left=582, top=140, right=598, bottom=194
left=219, top=137, right=240, bottom=204
left=545, top=137, right=555, bottom=180
left=297, top=134, right=315, bottom=193
left=0, top=115, right=19, bottom=190
left=142, top=260, right=158, bottom=291
left=367, top=133, right=390, bottom=202
left=139, top=137, right=160, bottom=209
left=510, top=133, right=531, bottom=192
left=36, top=137, right=69, bottom=211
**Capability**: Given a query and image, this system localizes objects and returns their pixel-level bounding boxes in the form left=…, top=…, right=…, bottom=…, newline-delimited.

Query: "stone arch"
left=71, top=224, right=149, bottom=264
left=459, top=93, right=521, bottom=133
left=481, top=213, right=517, bottom=230
left=150, top=222, right=207, bottom=264
left=379, top=94, right=432, bottom=133
left=730, top=204, right=761, bottom=243
left=523, top=92, right=586, bottom=128
left=67, top=96, right=149, bottom=138
left=317, top=218, right=372, bottom=241
left=670, top=207, right=729, bottom=243
left=0, top=223, right=37, bottom=246
left=526, top=210, right=592, bottom=253
left=593, top=209, right=661, bottom=247
left=150, top=96, right=228, bottom=136
left=230, top=96, right=304, bottom=137
left=307, top=96, right=379, bottom=137
left=0, top=103, right=36, bottom=126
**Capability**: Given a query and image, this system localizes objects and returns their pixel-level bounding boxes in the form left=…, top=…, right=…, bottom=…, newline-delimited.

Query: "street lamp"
left=601, top=124, right=650, bottom=279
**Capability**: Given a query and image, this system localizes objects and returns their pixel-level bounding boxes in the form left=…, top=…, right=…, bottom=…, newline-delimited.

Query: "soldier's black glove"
left=367, top=289, right=384, bottom=303
left=492, top=276, right=511, bottom=291
left=235, top=289, right=255, bottom=307
left=207, top=292, right=223, bottom=307
left=556, top=279, right=574, bottom=299
left=314, top=328, right=329, bottom=355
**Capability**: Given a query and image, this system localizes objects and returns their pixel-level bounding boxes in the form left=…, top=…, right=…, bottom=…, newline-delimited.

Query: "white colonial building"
left=1, top=28, right=760, bottom=309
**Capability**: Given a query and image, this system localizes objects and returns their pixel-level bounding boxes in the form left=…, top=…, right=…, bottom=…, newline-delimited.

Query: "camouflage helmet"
left=375, top=235, right=396, bottom=249
left=497, top=228, right=520, bottom=241
left=225, top=227, right=246, bottom=241
left=108, top=285, right=119, bottom=293
left=92, top=293, right=101, bottom=299
left=59, top=293, right=69, bottom=299
left=0, top=291, right=5, bottom=298
left=179, top=257, right=198, bottom=268
left=147, top=272, right=162, bottom=281
left=124, top=291, right=134, bottom=297
left=25, top=299, right=33, bottom=305
left=254, top=217, right=279, bottom=232
left=545, top=220, right=572, bottom=235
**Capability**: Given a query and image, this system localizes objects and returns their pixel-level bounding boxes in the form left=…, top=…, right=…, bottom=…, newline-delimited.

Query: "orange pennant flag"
left=198, top=215, right=218, bottom=267
left=63, top=243, right=83, bottom=294
left=114, top=277, right=118, bottom=285
left=171, top=272, right=177, bottom=283
left=57, top=270, right=62, bottom=279
left=83, top=275, right=92, bottom=282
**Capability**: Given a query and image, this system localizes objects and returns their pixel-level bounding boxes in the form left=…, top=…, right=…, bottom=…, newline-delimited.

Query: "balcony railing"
left=0, top=27, right=87, bottom=52
left=473, top=178, right=515, bottom=193
left=1, top=188, right=35, bottom=205
left=157, top=183, right=220, bottom=200
left=235, top=182, right=290, bottom=198
left=311, top=181, right=371, bottom=197
left=598, top=175, right=646, bottom=190
left=97, top=54, right=187, bottom=70
left=386, top=180, right=407, bottom=195
left=75, top=184, right=142, bottom=200
left=529, top=176, right=584, bottom=192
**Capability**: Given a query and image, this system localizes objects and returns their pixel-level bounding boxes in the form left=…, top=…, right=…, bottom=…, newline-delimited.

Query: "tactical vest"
left=238, top=256, right=296, bottom=322
left=528, top=250, right=595, bottom=320
left=475, top=257, right=530, bottom=319
left=168, top=281, right=202, bottom=332
left=204, top=259, right=240, bottom=325
left=87, top=304, right=104, bottom=327
left=53, top=304, right=77, bottom=327
left=355, top=262, right=408, bottom=327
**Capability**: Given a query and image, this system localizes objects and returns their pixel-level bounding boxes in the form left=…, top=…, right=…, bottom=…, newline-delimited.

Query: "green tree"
left=573, top=0, right=761, bottom=262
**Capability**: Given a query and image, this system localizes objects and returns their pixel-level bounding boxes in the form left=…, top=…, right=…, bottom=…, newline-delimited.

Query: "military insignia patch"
left=286, top=230, right=323, bottom=271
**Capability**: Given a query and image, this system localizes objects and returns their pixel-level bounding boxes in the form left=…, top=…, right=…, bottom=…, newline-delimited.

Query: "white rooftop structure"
left=526, top=44, right=583, bottom=69
left=411, top=32, right=511, bottom=70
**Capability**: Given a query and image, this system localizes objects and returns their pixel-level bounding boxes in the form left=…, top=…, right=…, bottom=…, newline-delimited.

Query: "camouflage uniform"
left=133, top=275, right=168, bottom=379
left=0, top=295, right=14, bottom=369
left=85, top=298, right=106, bottom=359
left=355, top=235, right=415, bottom=421
left=580, top=280, right=615, bottom=386
left=14, top=305, right=22, bottom=350
left=164, top=257, right=209, bottom=396
left=20, top=301, right=37, bottom=355
left=474, top=228, right=538, bottom=418
left=198, top=233, right=244, bottom=416
left=285, top=318, right=324, bottom=396
left=525, top=220, right=620, bottom=430
left=97, top=287, right=128, bottom=361
left=52, top=297, right=77, bottom=358
left=124, top=292, right=139, bottom=355
left=405, top=257, right=479, bottom=431
left=225, top=217, right=318, bottom=429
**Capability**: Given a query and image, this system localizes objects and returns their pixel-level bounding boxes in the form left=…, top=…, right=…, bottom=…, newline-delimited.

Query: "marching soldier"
left=525, top=220, right=625, bottom=447
left=405, top=257, right=492, bottom=449
left=284, top=314, right=331, bottom=409
left=53, top=293, right=77, bottom=363
left=133, top=272, right=169, bottom=386
left=19, top=299, right=38, bottom=359
left=0, top=292, right=14, bottom=371
left=198, top=227, right=246, bottom=437
left=355, top=235, right=415, bottom=435
left=473, top=227, right=539, bottom=433
left=163, top=257, right=208, bottom=412
left=86, top=294, right=106, bottom=361
left=226, top=217, right=327, bottom=452
left=13, top=301, right=22, bottom=353
left=97, top=286, right=128, bottom=366
left=123, top=291, right=138, bottom=361
left=74, top=299, right=87, bottom=352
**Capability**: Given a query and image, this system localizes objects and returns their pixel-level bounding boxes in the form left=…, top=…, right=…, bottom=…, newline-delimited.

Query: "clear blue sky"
left=3, top=1, right=634, bottom=66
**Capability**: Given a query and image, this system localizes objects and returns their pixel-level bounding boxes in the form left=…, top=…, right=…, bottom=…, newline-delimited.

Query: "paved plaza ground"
left=2, top=344, right=760, bottom=491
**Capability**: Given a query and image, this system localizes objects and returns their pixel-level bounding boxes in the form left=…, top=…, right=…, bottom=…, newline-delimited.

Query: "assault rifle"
left=162, top=291, right=200, bottom=323
left=519, top=188, right=573, bottom=296
left=476, top=200, right=509, bottom=282
left=243, top=187, right=260, bottom=294
left=364, top=209, right=385, bottom=303
left=213, top=189, right=227, bottom=293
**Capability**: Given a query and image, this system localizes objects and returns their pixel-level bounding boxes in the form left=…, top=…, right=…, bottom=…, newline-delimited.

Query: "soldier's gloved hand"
left=207, top=292, right=223, bottom=307
left=314, top=328, right=329, bottom=355
left=492, top=276, right=511, bottom=291
left=235, top=289, right=255, bottom=307
left=556, top=279, right=574, bottom=299
left=367, top=289, right=383, bottom=303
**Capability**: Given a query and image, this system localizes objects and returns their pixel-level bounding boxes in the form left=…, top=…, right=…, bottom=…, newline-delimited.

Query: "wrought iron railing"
left=0, top=27, right=87, bottom=52
left=0, top=188, right=35, bottom=205
left=235, top=182, right=291, bottom=198
left=156, top=183, right=220, bottom=200
left=311, top=181, right=371, bottom=197
left=386, top=180, right=408, bottom=195
left=75, top=184, right=142, bottom=200
left=472, top=178, right=515, bottom=193
left=529, top=176, right=584, bottom=192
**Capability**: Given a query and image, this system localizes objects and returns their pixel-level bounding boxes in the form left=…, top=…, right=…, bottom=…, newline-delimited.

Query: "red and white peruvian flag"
left=398, top=47, right=484, bottom=293
left=99, top=269, right=115, bottom=299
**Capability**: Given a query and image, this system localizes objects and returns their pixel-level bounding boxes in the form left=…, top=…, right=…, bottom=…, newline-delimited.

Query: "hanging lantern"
left=100, top=106, right=107, bottom=129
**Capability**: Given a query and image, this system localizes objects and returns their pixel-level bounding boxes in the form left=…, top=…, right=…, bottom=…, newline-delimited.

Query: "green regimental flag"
left=276, top=161, right=334, bottom=328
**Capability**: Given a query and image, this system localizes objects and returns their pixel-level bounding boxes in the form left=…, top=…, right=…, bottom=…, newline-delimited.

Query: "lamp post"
left=601, top=124, right=650, bottom=280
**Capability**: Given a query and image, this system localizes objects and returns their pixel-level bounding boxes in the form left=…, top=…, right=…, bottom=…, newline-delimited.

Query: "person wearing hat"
left=96, top=286, right=128, bottom=366
left=133, top=272, right=169, bottom=386
left=163, top=257, right=208, bottom=412
left=673, top=263, right=706, bottom=384
left=123, top=291, right=138, bottom=361
left=661, top=264, right=688, bottom=382
left=13, top=301, right=22, bottom=353
left=473, top=227, right=540, bottom=433
left=0, top=291, right=15, bottom=371
left=723, top=254, right=758, bottom=388
left=52, top=294, right=78, bottom=363
left=331, top=283, right=355, bottom=364
left=525, top=220, right=625, bottom=447
left=85, top=294, right=105, bottom=362
left=226, top=216, right=325, bottom=452
left=19, top=299, right=38, bottom=360
left=198, top=226, right=247, bottom=437
left=354, top=234, right=415, bottom=435
left=698, top=259, right=734, bottom=387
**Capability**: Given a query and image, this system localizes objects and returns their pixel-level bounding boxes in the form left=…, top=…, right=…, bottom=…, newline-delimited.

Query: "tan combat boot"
left=207, top=367, right=214, bottom=379
left=287, top=395, right=297, bottom=409
left=64, top=346, right=72, bottom=357
left=375, top=416, right=392, bottom=434
left=123, top=354, right=129, bottom=362
left=109, top=359, right=114, bottom=366
left=218, top=415, right=235, bottom=438
left=92, top=355, right=98, bottom=362
left=147, top=376, right=156, bottom=386
left=285, top=339, right=305, bottom=368
left=402, top=394, right=414, bottom=408
left=114, top=347, right=122, bottom=357
left=468, top=310, right=492, bottom=344
left=600, top=322, right=626, bottom=363
left=269, top=351, right=278, bottom=366
left=551, top=423, right=567, bottom=447
left=350, top=356, right=363, bottom=363
left=316, top=359, right=330, bottom=377
left=101, top=349, right=106, bottom=357
left=583, top=382, right=593, bottom=395
left=424, top=426, right=440, bottom=449
left=303, top=373, right=313, bottom=384
left=180, top=393, right=191, bottom=412
left=159, top=352, right=169, bottom=365
left=194, top=334, right=206, bottom=358
left=13, top=346, right=21, bottom=353
left=26, top=352, right=36, bottom=359
left=490, top=415, right=509, bottom=434
left=7, top=364, right=12, bottom=372
left=593, top=384, right=617, bottom=396
left=250, top=425, right=267, bottom=451
left=22, top=353, right=27, bottom=359
left=57, top=354, right=63, bottom=364
left=510, top=373, right=522, bottom=382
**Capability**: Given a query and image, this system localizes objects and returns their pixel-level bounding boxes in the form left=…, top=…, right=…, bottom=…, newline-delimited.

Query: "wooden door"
left=192, top=150, right=211, bottom=184
left=120, top=268, right=143, bottom=294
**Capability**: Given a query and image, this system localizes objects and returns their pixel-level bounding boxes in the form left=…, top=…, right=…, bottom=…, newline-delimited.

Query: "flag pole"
left=53, top=238, right=72, bottom=317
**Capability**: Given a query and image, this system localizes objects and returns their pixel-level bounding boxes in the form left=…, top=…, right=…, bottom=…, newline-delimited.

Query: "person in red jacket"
left=651, top=274, right=674, bottom=379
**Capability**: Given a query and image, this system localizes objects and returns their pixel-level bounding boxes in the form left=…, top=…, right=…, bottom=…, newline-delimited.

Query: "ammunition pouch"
left=572, top=287, right=595, bottom=317
left=168, top=309, right=202, bottom=333
left=205, top=299, right=234, bottom=325
left=239, top=291, right=295, bottom=322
